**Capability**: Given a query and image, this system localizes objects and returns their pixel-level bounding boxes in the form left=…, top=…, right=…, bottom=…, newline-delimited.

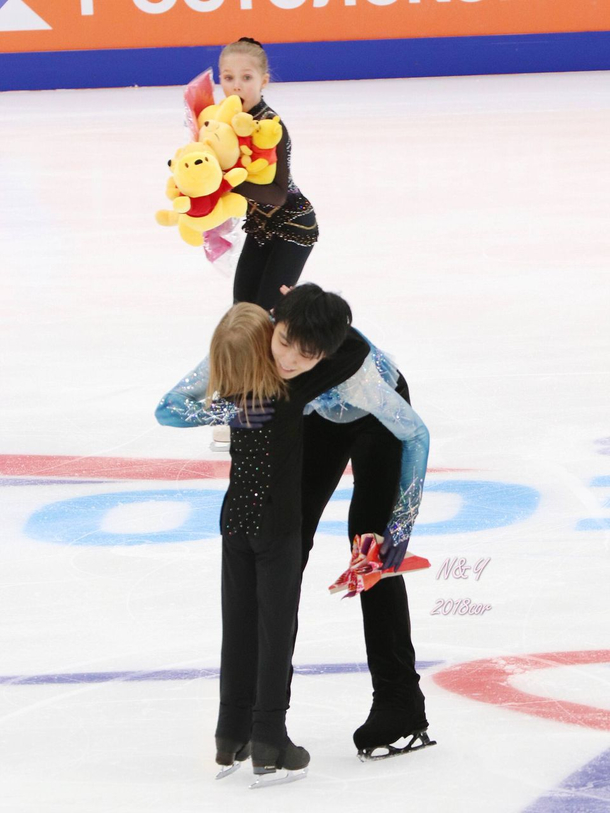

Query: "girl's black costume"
left=232, top=98, right=318, bottom=310
left=156, top=330, right=368, bottom=753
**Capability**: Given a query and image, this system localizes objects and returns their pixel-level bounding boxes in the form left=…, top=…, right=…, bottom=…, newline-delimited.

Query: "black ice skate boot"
left=215, top=738, right=252, bottom=779
left=250, top=737, right=310, bottom=789
left=353, top=707, right=436, bottom=762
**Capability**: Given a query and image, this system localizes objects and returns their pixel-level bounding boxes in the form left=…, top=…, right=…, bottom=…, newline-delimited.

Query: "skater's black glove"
left=228, top=399, right=275, bottom=429
left=379, top=528, right=408, bottom=572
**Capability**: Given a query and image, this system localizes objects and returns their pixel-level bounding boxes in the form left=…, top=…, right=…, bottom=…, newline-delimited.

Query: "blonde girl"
left=157, top=298, right=368, bottom=784
left=218, top=38, right=319, bottom=311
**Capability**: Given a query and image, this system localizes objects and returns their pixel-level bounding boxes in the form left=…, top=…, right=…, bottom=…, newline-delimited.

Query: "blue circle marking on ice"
left=577, top=476, right=610, bottom=531
left=23, top=479, right=540, bottom=546
left=415, top=480, right=540, bottom=535
left=24, top=489, right=225, bottom=546
left=319, top=480, right=540, bottom=537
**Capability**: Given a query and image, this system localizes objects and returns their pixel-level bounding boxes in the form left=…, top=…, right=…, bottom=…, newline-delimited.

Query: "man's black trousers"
left=301, top=403, right=427, bottom=722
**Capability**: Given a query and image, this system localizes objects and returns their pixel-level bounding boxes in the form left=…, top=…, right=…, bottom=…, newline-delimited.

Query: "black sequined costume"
left=215, top=330, right=368, bottom=749
left=232, top=98, right=319, bottom=310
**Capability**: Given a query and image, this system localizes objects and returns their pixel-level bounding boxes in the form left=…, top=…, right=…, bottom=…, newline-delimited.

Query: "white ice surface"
left=1, top=71, right=610, bottom=813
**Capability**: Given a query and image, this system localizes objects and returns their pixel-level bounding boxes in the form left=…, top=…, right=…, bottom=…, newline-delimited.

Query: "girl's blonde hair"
left=219, top=38, right=269, bottom=76
left=207, top=303, right=286, bottom=414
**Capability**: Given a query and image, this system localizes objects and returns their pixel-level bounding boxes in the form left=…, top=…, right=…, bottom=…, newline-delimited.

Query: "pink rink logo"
left=433, top=650, right=610, bottom=731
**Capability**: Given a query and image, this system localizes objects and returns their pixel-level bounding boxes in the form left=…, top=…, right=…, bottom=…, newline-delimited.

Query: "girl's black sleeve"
left=232, top=125, right=289, bottom=207
left=290, top=329, right=370, bottom=407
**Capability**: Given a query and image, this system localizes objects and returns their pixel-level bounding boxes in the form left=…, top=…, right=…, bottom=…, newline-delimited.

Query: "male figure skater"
left=273, top=285, right=432, bottom=759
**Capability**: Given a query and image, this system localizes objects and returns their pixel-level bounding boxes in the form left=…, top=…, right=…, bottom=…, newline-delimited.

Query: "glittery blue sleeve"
left=155, top=356, right=239, bottom=428
left=308, top=347, right=429, bottom=550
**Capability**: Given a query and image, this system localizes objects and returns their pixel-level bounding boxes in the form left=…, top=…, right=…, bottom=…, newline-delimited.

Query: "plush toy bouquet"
left=329, top=533, right=430, bottom=598
left=156, top=69, right=282, bottom=258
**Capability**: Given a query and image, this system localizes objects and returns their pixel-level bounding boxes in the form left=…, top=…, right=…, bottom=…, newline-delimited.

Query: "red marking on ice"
left=433, top=650, right=610, bottom=731
left=0, top=454, right=472, bottom=481
left=0, top=454, right=229, bottom=481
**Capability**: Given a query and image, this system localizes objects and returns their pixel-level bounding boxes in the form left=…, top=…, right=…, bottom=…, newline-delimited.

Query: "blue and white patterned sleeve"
left=154, top=356, right=239, bottom=428
left=309, top=349, right=429, bottom=550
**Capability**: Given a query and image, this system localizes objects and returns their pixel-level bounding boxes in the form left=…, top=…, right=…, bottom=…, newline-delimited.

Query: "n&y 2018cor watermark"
left=431, top=557, right=492, bottom=616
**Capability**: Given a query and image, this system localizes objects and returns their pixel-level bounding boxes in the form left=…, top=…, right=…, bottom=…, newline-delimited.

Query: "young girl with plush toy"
left=218, top=37, right=319, bottom=311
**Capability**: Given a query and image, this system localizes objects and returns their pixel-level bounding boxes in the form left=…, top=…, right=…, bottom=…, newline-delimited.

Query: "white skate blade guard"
left=249, top=767, right=308, bottom=789
left=209, top=440, right=230, bottom=453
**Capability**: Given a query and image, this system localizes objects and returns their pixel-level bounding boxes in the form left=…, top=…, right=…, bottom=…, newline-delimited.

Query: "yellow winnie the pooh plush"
left=155, top=143, right=247, bottom=247
left=198, top=95, right=282, bottom=185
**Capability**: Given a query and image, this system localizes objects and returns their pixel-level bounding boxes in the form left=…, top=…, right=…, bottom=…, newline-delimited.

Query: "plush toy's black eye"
left=167, top=159, right=172, bottom=167
left=194, top=159, right=203, bottom=165
left=203, top=121, right=209, bottom=127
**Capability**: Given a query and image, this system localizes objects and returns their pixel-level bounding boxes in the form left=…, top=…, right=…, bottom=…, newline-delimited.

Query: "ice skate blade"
left=357, top=731, right=437, bottom=762
left=249, top=767, right=308, bottom=789
left=215, top=761, right=241, bottom=780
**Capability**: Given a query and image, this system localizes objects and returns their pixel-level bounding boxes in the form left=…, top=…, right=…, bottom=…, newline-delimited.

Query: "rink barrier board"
left=2, top=32, right=610, bottom=91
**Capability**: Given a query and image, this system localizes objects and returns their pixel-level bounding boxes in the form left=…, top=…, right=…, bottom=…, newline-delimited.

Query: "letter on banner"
left=184, top=0, right=225, bottom=10
left=314, top=0, right=357, bottom=6
left=132, top=0, right=177, bottom=13
left=367, top=0, right=397, bottom=6
left=269, top=0, right=307, bottom=8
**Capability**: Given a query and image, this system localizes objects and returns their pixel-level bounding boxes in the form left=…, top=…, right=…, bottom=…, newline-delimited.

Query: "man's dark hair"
left=273, top=283, right=352, bottom=357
